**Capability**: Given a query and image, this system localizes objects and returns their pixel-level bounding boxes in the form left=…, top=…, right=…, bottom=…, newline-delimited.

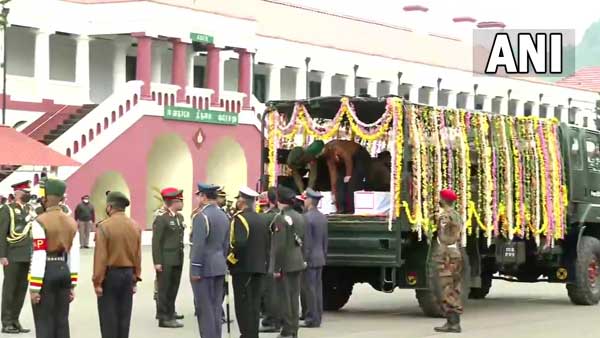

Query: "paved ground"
left=2, top=247, right=600, bottom=338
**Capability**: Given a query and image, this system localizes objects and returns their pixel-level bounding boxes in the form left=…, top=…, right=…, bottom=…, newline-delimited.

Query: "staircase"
left=0, top=104, right=98, bottom=183
left=42, top=104, right=98, bottom=145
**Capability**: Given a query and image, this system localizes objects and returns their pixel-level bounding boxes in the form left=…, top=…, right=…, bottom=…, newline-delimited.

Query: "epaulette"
left=154, top=208, right=167, bottom=217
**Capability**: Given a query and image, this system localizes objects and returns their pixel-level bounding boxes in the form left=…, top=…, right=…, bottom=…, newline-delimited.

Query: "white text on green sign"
left=164, top=106, right=238, bottom=126
left=190, top=33, right=214, bottom=44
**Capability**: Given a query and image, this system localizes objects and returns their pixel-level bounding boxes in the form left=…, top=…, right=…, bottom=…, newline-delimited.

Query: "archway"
left=146, top=133, right=193, bottom=226
left=90, top=171, right=131, bottom=220
left=205, top=136, right=248, bottom=202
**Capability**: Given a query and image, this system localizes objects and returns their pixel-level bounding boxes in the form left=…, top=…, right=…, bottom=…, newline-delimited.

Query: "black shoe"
left=301, top=321, right=320, bottom=328
left=1, top=325, right=19, bottom=334
left=174, top=313, right=184, bottom=320
left=14, top=323, right=30, bottom=333
left=159, top=319, right=184, bottom=328
left=260, top=325, right=281, bottom=333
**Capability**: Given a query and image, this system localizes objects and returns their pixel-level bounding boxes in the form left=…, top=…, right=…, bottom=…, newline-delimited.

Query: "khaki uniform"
left=433, top=207, right=464, bottom=316
left=93, top=211, right=142, bottom=338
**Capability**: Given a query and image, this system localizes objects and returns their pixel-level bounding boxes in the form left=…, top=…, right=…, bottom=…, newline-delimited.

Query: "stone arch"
left=96, top=123, right=102, bottom=135
left=90, top=171, right=131, bottom=219
left=205, top=136, right=248, bottom=199
left=146, top=133, right=193, bottom=226
left=89, top=128, right=94, bottom=142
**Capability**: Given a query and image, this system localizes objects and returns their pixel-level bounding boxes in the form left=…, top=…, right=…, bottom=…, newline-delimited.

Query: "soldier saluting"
left=152, top=187, right=185, bottom=328
left=433, top=189, right=464, bottom=333
left=272, top=185, right=306, bottom=338
left=93, top=191, right=142, bottom=338
left=0, top=180, right=34, bottom=334
left=228, top=187, right=270, bottom=338
left=29, top=179, right=80, bottom=338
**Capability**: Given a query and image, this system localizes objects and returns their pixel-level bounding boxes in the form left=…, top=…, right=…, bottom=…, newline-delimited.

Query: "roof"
left=0, top=126, right=80, bottom=166
left=555, top=67, right=600, bottom=92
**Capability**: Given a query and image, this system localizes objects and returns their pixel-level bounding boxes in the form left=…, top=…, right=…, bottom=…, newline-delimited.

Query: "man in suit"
left=228, top=187, right=270, bottom=338
left=74, top=195, right=95, bottom=249
left=190, top=183, right=230, bottom=338
left=300, top=189, right=328, bottom=328
left=93, top=191, right=142, bottom=338
left=272, top=185, right=307, bottom=338
left=0, top=181, right=34, bottom=334
left=152, top=187, right=186, bottom=328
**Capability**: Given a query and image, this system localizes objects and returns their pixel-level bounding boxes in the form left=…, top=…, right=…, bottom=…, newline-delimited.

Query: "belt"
left=46, top=256, right=65, bottom=262
left=448, top=244, right=458, bottom=249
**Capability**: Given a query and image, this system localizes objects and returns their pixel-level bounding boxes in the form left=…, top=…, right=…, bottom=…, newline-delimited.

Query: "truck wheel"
left=469, top=273, right=492, bottom=299
left=567, top=236, right=600, bottom=305
left=322, top=269, right=353, bottom=311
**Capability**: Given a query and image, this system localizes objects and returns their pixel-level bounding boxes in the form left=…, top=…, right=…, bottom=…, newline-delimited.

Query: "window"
left=194, top=65, right=205, bottom=88
left=570, top=133, right=583, bottom=170
left=309, top=81, right=321, bottom=98
left=253, top=74, right=266, bottom=102
left=586, top=133, right=600, bottom=173
left=125, top=56, right=136, bottom=82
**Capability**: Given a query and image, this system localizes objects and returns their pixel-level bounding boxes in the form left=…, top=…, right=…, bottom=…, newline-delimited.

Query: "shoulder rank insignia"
left=284, top=215, right=293, bottom=225
left=154, top=208, right=167, bottom=217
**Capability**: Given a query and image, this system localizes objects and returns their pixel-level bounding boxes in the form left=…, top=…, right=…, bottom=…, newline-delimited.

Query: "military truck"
left=261, top=96, right=600, bottom=317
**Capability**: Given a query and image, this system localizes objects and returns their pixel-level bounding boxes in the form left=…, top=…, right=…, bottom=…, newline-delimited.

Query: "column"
left=75, top=34, right=90, bottom=101
left=514, top=100, right=524, bottom=116
left=367, top=79, right=377, bottom=97
left=343, top=74, right=354, bottom=96
left=170, top=39, right=188, bottom=102
left=187, top=48, right=196, bottom=88
left=408, top=84, right=420, bottom=103
left=465, top=93, right=475, bottom=110
left=206, top=44, right=221, bottom=106
left=267, top=64, right=281, bottom=101
left=133, top=34, right=152, bottom=99
left=112, top=38, right=130, bottom=92
left=430, top=87, right=438, bottom=106
left=388, top=78, right=399, bottom=96
left=530, top=102, right=540, bottom=117
left=320, top=72, right=332, bottom=97
left=151, top=41, right=162, bottom=83
left=295, top=67, right=306, bottom=99
left=34, top=29, right=51, bottom=97
left=237, top=49, right=252, bottom=109
left=480, top=95, right=491, bottom=111
left=499, top=97, right=508, bottom=115
left=445, top=90, right=456, bottom=108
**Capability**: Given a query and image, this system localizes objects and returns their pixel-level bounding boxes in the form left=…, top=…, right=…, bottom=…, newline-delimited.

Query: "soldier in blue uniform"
left=300, top=188, right=328, bottom=328
left=190, top=183, right=230, bottom=338
left=228, top=187, right=270, bottom=338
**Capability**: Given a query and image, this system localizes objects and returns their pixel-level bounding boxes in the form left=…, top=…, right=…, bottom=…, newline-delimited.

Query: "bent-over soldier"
left=152, top=187, right=185, bottom=328
left=272, top=185, right=306, bottom=338
left=0, top=181, right=34, bottom=334
left=29, top=179, right=80, bottom=338
left=228, top=187, right=270, bottom=338
left=93, top=191, right=142, bottom=338
left=433, top=189, right=464, bottom=333
left=190, top=183, right=230, bottom=338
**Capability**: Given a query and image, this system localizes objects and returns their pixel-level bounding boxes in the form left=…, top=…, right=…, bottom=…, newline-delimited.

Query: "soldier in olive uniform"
left=433, top=189, right=464, bottom=333
left=272, top=185, right=307, bottom=338
left=260, top=187, right=282, bottom=333
left=0, top=181, right=34, bottom=334
left=228, top=187, right=270, bottom=338
left=152, top=187, right=185, bottom=328
left=29, top=179, right=80, bottom=338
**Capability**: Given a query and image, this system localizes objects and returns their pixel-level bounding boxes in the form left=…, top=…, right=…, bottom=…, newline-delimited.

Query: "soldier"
left=152, top=187, right=186, bottom=328
left=190, top=183, right=230, bottom=338
left=272, top=185, right=306, bottom=338
left=300, top=188, right=328, bottom=328
left=433, top=189, right=464, bottom=333
left=259, top=187, right=282, bottom=333
left=93, top=192, right=142, bottom=338
left=29, top=179, right=80, bottom=338
left=216, top=186, right=233, bottom=325
left=0, top=180, right=34, bottom=334
left=228, top=187, right=270, bottom=338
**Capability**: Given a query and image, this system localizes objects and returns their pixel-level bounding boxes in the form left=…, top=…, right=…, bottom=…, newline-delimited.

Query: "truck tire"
left=567, top=236, right=600, bottom=305
left=322, top=268, right=353, bottom=311
left=469, top=272, right=492, bottom=299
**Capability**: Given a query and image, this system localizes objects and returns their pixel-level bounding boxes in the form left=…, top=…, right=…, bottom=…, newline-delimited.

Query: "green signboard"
left=190, top=33, right=214, bottom=44
left=164, top=106, right=238, bottom=126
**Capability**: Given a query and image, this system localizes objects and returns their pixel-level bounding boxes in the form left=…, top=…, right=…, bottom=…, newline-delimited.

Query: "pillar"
left=367, top=79, right=377, bottom=97
left=514, top=100, right=524, bottom=116
left=171, top=39, right=188, bottom=103
left=295, top=67, right=306, bottom=99
left=530, top=102, right=540, bottom=117
left=408, top=84, right=420, bottom=103
left=112, top=38, right=130, bottom=92
left=388, top=78, right=399, bottom=96
left=430, top=87, right=438, bottom=106
left=151, top=41, right=162, bottom=83
left=206, top=44, right=221, bottom=106
left=499, top=97, right=508, bottom=115
left=465, top=93, right=475, bottom=110
left=480, top=95, right=491, bottom=111
left=320, top=72, right=332, bottom=97
left=237, top=49, right=252, bottom=109
left=34, top=29, right=51, bottom=97
left=75, top=34, right=90, bottom=101
left=445, top=90, right=456, bottom=108
left=343, top=75, right=354, bottom=96
left=267, top=64, right=281, bottom=101
left=187, top=48, right=196, bottom=88
left=133, top=34, right=152, bottom=99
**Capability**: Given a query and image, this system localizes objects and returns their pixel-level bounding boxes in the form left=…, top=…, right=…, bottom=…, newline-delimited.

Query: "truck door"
left=583, top=130, right=600, bottom=204
left=569, top=128, right=585, bottom=203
